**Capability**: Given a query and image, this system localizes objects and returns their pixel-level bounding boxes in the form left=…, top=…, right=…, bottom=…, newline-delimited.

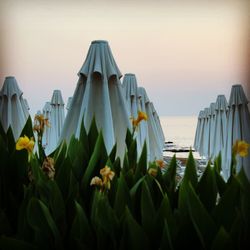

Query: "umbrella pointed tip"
left=91, top=40, right=108, bottom=44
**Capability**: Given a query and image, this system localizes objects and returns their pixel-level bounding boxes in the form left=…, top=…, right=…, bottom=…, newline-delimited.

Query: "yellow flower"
left=100, top=166, right=115, bottom=189
left=156, top=159, right=165, bottom=168
left=132, top=111, right=148, bottom=128
left=90, top=166, right=115, bottom=191
left=90, top=176, right=103, bottom=187
left=100, top=166, right=115, bottom=181
left=42, top=157, right=55, bottom=180
left=16, top=136, right=35, bottom=154
left=137, top=111, right=148, bottom=122
left=34, top=114, right=45, bottom=123
left=148, top=168, right=158, bottom=177
left=34, top=114, right=50, bottom=133
left=233, top=140, right=250, bottom=157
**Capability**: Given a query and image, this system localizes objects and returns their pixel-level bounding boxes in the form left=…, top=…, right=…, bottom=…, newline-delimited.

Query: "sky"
left=0, top=0, right=249, bottom=116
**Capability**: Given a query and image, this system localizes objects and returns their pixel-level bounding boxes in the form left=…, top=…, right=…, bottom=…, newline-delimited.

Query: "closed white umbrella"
left=0, top=76, right=28, bottom=140
left=23, top=99, right=30, bottom=110
left=197, top=110, right=207, bottom=157
left=198, top=108, right=210, bottom=158
left=60, top=40, right=131, bottom=160
left=122, top=73, right=144, bottom=154
left=137, top=87, right=150, bottom=159
left=150, top=102, right=165, bottom=148
left=122, top=73, right=138, bottom=119
left=222, top=84, right=250, bottom=180
left=138, top=87, right=163, bottom=161
left=194, top=110, right=203, bottom=151
left=47, top=90, right=65, bottom=154
left=42, top=102, right=52, bottom=149
left=22, top=98, right=30, bottom=119
left=202, top=107, right=211, bottom=158
left=197, top=110, right=206, bottom=156
left=66, top=97, right=73, bottom=111
left=213, top=95, right=228, bottom=159
left=209, top=102, right=216, bottom=159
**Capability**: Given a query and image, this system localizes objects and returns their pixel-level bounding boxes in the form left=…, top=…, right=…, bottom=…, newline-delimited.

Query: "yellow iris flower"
left=233, top=140, right=250, bottom=157
left=148, top=168, right=158, bottom=177
left=132, top=111, right=148, bottom=127
left=90, top=176, right=103, bottom=186
left=138, top=111, right=148, bottom=121
left=33, top=114, right=50, bottom=133
left=16, top=135, right=35, bottom=154
left=90, top=166, right=115, bottom=191
left=100, top=166, right=115, bottom=181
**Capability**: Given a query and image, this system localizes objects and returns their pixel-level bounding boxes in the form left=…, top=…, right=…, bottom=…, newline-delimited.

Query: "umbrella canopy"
left=150, top=102, right=165, bottom=148
left=196, top=110, right=206, bottom=156
left=199, top=108, right=210, bottom=157
left=0, top=76, right=28, bottom=140
left=137, top=87, right=150, bottom=158
left=66, top=97, right=73, bottom=111
left=22, top=98, right=30, bottom=119
left=47, top=90, right=65, bottom=153
left=42, top=101, right=52, bottom=149
left=122, top=73, right=145, bottom=155
left=193, top=110, right=203, bottom=151
left=23, top=99, right=30, bottom=110
left=222, top=84, right=250, bottom=180
left=60, top=40, right=131, bottom=159
left=138, top=87, right=163, bottom=161
left=122, top=73, right=138, bottom=119
left=213, top=95, right=228, bottom=159
left=204, top=107, right=213, bottom=158
left=209, top=102, right=216, bottom=159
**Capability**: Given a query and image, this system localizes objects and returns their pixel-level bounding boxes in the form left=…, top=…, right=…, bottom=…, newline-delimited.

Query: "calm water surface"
left=159, top=116, right=200, bottom=158
left=160, top=116, right=197, bottom=147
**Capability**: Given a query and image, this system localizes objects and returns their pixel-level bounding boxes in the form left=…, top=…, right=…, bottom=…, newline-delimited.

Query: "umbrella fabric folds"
left=137, top=87, right=150, bottom=158
left=66, top=97, right=73, bottom=111
left=22, top=98, right=30, bottom=119
left=0, top=76, right=29, bottom=140
left=194, top=110, right=204, bottom=151
left=122, top=73, right=145, bottom=155
left=47, top=90, right=65, bottom=154
left=195, top=106, right=215, bottom=159
left=213, top=95, right=228, bottom=159
left=222, top=85, right=250, bottom=180
left=122, top=73, right=138, bottom=119
left=197, top=109, right=209, bottom=158
left=150, top=102, right=165, bottom=148
left=60, top=40, right=131, bottom=159
left=202, top=107, right=211, bottom=158
left=138, top=87, right=163, bottom=161
left=209, top=103, right=216, bottom=159
left=42, top=102, right=52, bottom=150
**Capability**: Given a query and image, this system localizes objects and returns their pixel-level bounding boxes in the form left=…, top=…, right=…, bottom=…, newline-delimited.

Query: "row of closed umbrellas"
left=41, top=90, right=65, bottom=154
left=0, top=76, right=30, bottom=140
left=122, top=73, right=165, bottom=161
left=194, top=84, right=250, bottom=180
left=0, top=40, right=165, bottom=162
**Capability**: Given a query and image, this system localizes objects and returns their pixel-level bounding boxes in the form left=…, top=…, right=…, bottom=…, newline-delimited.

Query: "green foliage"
left=20, top=116, right=35, bottom=139
left=0, top=120, right=250, bottom=250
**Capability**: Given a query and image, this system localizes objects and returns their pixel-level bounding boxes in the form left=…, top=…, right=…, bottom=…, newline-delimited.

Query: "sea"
left=159, top=116, right=201, bottom=159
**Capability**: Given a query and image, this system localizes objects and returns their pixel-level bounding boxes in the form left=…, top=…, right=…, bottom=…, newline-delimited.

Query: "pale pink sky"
left=0, top=0, right=249, bottom=116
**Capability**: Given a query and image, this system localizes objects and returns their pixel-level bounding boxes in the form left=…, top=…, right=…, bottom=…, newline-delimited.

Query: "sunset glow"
left=0, top=0, right=248, bottom=116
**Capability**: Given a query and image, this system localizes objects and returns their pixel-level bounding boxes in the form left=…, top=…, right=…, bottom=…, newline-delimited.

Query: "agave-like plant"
left=0, top=117, right=249, bottom=250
